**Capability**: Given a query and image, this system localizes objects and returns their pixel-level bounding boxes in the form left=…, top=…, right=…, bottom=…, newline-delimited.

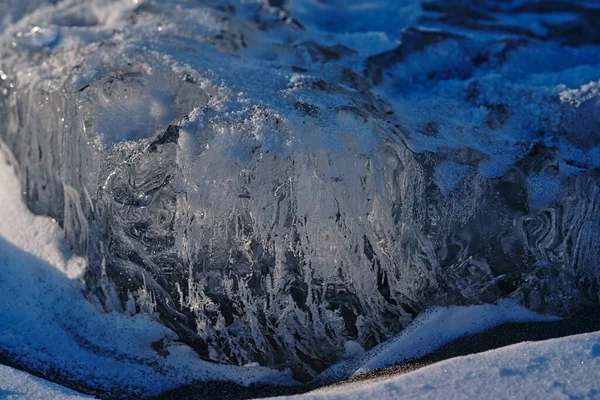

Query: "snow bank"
left=281, top=329, right=600, bottom=399
left=0, top=365, right=93, bottom=400
left=316, top=300, right=559, bottom=383
left=354, top=300, right=559, bottom=375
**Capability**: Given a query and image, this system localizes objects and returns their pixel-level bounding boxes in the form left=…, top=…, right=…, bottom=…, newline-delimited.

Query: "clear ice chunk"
left=1, top=0, right=600, bottom=380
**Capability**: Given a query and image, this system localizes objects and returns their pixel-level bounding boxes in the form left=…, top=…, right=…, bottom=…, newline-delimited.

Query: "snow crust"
left=282, top=330, right=600, bottom=400
left=315, top=300, right=559, bottom=383
left=0, top=365, right=93, bottom=400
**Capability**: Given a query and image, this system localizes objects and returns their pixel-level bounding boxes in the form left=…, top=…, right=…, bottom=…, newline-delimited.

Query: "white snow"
left=0, top=365, right=93, bottom=399
left=279, top=330, right=600, bottom=400
left=315, top=300, right=559, bottom=383
left=0, top=146, right=87, bottom=280
left=354, top=300, right=559, bottom=376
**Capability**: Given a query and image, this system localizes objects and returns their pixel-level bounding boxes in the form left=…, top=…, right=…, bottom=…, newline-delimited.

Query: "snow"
left=353, top=301, right=559, bottom=376
left=0, top=149, right=294, bottom=397
left=0, top=149, right=87, bottom=279
left=280, top=330, right=600, bottom=400
left=315, top=300, right=559, bottom=383
left=434, top=161, right=471, bottom=197
left=5, top=328, right=600, bottom=400
left=0, top=365, right=93, bottom=400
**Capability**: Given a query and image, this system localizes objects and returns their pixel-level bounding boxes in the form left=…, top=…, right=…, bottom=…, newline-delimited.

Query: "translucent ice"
left=1, top=0, right=599, bottom=379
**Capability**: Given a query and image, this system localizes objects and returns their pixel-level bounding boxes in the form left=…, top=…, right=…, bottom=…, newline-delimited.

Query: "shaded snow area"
left=0, top=150, right=293, bottom=397
left=0, top=365, right=92, bottom=400
left=4, top=330, right=600, bottom=400
left=285, top=331, right=600, bottom=400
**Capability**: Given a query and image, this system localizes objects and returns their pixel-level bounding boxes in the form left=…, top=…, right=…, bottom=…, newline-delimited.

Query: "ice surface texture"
left=1, top=0, right=600, bottom=379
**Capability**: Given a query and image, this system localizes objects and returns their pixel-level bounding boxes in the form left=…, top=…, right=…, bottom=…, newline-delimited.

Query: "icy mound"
left=1, top=0, right=599, bottom=379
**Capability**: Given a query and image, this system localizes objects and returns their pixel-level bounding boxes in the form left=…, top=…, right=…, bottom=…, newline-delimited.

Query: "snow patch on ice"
left=526, top=173, right=562, bottom=210
left=0, top=365, right=93, bottom=400
left=434, top=161, right=470, bottom=196
left=560, top=80, right=600, bottom=107
left=281, top=330, right=600, bottom=400
left=316, top=300, right=559, bottom=383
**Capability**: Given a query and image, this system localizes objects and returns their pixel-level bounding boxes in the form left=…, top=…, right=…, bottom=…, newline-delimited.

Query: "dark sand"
left=2, top=307, right=599, bottom=399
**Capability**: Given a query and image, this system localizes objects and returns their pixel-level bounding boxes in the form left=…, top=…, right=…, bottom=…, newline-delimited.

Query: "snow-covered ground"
left=315, top=301, right=559, bottom=383
left=3, top=321, right=600, bottom=400
left=3, top=330, right=600, bottom=400
left=285, top=329, right=600, bottom=400
left=3, top=329, right=600, bottom=400
left=0, top=365, right=92, bottom=400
